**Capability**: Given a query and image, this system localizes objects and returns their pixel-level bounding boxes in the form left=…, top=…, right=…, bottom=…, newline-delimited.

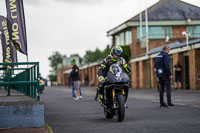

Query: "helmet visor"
left=115, top=49, right=122, bottom=56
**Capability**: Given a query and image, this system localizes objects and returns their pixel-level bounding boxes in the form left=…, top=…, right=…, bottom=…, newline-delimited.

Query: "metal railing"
left=0, top=62, right=40, bottom=101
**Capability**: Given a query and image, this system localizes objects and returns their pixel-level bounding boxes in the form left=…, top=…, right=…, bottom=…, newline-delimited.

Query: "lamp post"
left=182, top=31, right=191, bottom=47
left=165, top=36, right=169, bottom=43
left=183, top=18, right=191, bottom=47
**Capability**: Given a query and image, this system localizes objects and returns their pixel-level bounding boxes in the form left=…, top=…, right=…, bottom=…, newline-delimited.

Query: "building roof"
left=131, top=0, right=200, bottom=21
left=148, top=38, right=200, bottom=55
left=107, top=0, right=200, bottom=35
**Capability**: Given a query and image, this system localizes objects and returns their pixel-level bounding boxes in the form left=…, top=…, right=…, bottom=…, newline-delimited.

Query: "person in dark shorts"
left=70, top=59, right=83, bottom=100
left=174, top=60, right=182, bottom=90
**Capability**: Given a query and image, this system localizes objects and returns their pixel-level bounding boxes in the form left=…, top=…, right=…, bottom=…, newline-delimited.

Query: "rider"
left=97, top=46, right=131, bottom=104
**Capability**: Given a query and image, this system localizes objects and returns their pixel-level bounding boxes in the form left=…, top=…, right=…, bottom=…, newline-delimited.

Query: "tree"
left=120, top=45, right=131, bottom=62
left=84, top=48, right=101, bottom=63
left=83, top=45, right=111, bottom=64
left=48, top=51, right=65, bottom=81
left=81, top=44, right=131, bottom=65
left=102, top=44, right=111, bottom=58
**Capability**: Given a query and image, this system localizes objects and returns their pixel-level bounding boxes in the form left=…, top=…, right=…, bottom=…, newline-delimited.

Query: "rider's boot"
left=97, top=87, right=106, bottom=108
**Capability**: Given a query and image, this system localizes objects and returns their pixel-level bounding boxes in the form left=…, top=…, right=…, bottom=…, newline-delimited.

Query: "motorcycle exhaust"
left=98, top=99, right=107, bottom=109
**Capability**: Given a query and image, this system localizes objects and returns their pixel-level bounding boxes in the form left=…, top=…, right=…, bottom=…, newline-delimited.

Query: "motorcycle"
left=39, top=79, right=45, bottom=94
left=99, top=63, right=130, bottom=122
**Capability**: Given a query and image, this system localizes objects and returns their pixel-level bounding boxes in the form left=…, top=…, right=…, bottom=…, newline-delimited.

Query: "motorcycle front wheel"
left=116, top=94, right=125, bottom=122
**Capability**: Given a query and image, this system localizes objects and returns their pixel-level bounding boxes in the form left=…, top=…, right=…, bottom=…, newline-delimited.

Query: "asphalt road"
left=41, top=86, right=200, bottom=133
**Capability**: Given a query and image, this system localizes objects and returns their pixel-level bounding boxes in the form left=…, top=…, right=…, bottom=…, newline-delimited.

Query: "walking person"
left=84, top=74, right=89, bottom=86
left=155, top=46, right=174, bottom=108
left=174, top=60, right=182, bottom=90
left=70, top=59, right=82, bottom=100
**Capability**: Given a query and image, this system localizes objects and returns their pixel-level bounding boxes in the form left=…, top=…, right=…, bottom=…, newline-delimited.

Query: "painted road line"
left=191, top=105, right=200, bottom=108
left=45, top=123, right=54, bottom=133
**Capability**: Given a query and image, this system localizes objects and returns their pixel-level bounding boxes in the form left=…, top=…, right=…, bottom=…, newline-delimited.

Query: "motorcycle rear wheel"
left=116, top=94, right=125, bottom=122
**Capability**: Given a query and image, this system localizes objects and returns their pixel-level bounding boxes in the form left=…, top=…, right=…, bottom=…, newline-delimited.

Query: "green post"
left=0, top=62, right=40, bottom=100
left=7, top=85, right=10, bottom=96
left=7, top=69, right=11, bottom=96
left=33, top=66, right=36, bottom=98
left=36, top=63, right=40, bottom=101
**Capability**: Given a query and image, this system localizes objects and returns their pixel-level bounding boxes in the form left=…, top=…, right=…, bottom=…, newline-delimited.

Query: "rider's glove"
left=98, top=76, right=105, bottom=83
left=98, top=76, right=105, bottom=88
left=119, top=59, right=126, bottom=67
left=119, top=59, right=130, bottom=73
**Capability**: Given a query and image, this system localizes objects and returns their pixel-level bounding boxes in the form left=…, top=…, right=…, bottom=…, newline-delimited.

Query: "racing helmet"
left=110, top=46, right=123, bottom=60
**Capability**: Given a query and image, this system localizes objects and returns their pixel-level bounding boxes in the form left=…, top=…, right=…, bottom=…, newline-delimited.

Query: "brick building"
left=107, top=0, right=200, bottom=89
left=79, top=62, right=99, bottom=86
left=61, top=0, right=200, bottom=89
left=57, top=65, right=71, bottom=85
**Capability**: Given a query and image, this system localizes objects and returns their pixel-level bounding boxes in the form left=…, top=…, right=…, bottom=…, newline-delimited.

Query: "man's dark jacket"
left=70, top=65, right=80, bottom=81
left=155, top=51, right=171, bottom=78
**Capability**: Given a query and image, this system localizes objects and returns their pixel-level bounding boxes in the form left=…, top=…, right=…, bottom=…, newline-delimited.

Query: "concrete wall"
left=0, top=102, right=44, bottom=128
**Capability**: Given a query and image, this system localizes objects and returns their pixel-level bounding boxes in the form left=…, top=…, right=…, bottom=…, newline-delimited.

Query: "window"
left=137, top=27, right=146, bottom=40
left=149, top=27, right=162, bottom=39
left=197, top=26, right=200, bottom=38
left=119, top=32, right=125, bottom=45
left=115, top=35, right=120, bottom=45
left=163, top=26, right=172, bottom=38
left=114, top=30, right=132, bottom=46
left=187, top=26, right=197, bottom=38
left=137, top=26, right=172, bottom=40
left=125, top=30, right=132, bottom=45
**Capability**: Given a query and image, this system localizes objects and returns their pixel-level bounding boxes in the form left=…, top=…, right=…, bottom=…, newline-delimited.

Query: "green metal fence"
left=0, top=62, right=40, bottom=101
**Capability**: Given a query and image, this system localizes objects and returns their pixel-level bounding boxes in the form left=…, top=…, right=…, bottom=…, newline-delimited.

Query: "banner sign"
left=0, top=16, right=17, bottom=63
left=6, top=0, right=27, bottom=55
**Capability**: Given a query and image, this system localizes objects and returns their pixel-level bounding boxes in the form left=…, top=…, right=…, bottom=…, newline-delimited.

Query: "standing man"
left=70, top=59, right=83, bottom=100
left=155, top=46, right=174, bottom=108
left=174, top=60, right=182, bottom=90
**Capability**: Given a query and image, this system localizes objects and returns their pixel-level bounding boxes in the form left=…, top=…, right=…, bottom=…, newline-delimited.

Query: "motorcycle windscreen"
left=107, top=64, right=130, bottom=83
left=109, top=63, right=122, bottom=75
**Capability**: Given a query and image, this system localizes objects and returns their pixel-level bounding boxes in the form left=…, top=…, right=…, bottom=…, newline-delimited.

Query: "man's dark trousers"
left=158, top=76, right=172, bottom=105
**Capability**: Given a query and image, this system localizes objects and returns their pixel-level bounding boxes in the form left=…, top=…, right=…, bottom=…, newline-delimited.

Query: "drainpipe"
left=145, top=0, right=149, bottom=56
left=139, top=1, right=142, bottom=40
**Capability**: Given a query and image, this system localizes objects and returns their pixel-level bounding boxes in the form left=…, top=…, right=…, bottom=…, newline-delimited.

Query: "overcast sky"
left=0, top=0, right=200, bottom=78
